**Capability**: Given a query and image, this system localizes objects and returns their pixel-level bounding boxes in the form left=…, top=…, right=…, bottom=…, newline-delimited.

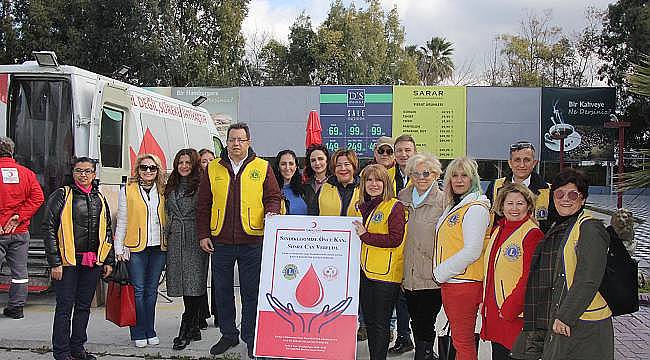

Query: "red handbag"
left=106, top=281, right=136, bottom=327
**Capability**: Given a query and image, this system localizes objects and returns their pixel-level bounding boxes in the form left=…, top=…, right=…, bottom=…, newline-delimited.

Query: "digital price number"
left=325, top=140, right=340, bottom=152
left=370, top=125, right=384, bottom=136
left=346, top=140, right=364, bottom=153
left=348, top=124, right=363, bottom=136
left=328, top=124, right=342, bottom=136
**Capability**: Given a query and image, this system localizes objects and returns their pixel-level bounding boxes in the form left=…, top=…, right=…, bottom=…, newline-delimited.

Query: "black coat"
left=42, top=184, right=115, bottom=267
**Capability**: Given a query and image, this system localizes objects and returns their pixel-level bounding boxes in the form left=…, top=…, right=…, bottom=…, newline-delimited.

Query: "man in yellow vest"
left=485, top=141, right=555, bottom=232
left=197, top=123, right=281, bottom=359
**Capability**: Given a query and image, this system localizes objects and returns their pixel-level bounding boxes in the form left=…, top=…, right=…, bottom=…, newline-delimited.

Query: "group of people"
left=0, top=124, right=616, bottom=360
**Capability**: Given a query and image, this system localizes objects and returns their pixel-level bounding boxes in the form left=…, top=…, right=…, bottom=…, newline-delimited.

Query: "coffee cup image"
left=544, top=100, right=582, bottom=152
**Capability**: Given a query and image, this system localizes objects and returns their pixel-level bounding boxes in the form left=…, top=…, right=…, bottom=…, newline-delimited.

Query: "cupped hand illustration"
left=266, top=293, right=306, bottom=333
left=266, top=293, right=353, bottom=335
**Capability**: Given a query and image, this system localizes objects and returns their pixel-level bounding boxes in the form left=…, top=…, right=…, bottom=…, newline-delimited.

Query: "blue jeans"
left=127, top=246, right=166, bottom=341
left=390, top=290, right=411, bottom=337
left=52, top=264, right=101, bottom=360
left=211, top=243, right=262, bottom=347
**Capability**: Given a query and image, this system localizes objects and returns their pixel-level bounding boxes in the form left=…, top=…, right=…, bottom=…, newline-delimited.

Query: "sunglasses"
left=553, top=189, right=582, bottom=201
left=377, top=147, right=393, bottom=155
left=139, top=164, right=158, bottom=172
left=411, top=171, right=432, bottom=179
left=510, top=142, right=535, bottom=151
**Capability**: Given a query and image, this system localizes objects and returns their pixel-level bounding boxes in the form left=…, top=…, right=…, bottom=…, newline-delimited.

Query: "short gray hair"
left=0, top=136, right=15, bottom=157
left=405, top=153, right=442, bottom=177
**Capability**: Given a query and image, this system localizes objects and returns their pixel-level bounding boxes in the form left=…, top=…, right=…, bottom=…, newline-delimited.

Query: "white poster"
left=255, top=215, right=362, bottom=360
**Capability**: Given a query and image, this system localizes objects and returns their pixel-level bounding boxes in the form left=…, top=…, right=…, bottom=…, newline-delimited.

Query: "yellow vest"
left=208, top=157, right=268, bottom=236
left=360, top=199, right=407, bottom=283
left=57, top=186, right=112, bottom=266
left=436, top=201, right=490, bottom=282
left=562, top=211, right=612, bottom=321
left=123, top=183, right=167, bottom=252
left=318, top=182, right=361, bottom=217
left=484, top=218, right=539, bottom=316
left=493, top=177, right=550, bottom=221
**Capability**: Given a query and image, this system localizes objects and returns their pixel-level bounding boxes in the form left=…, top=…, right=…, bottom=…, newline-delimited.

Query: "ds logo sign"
left=347, top=89, right=365, bottom=107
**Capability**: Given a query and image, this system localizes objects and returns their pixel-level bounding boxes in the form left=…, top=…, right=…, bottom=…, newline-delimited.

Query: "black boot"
left=172, top=318, right=191, bottom=350
left=188, top=316, right=202, bottom=342
left=389, top=335, right=414, bottom=354
left=414, top=340, right=437, bottom=360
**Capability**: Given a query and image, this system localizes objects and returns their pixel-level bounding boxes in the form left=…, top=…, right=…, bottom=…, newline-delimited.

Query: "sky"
left=242, top=0, right=617, bottom=78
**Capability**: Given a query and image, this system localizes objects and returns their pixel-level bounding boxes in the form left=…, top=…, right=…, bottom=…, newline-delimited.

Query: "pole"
left=617, top=127, right=625, bottom=208
left=560, top=137, right=564, bottom=171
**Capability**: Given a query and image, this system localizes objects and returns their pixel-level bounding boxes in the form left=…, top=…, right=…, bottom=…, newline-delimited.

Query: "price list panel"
left=392, top=86, right=466, bottom=159
left=320, top=86, right=392, bottom=157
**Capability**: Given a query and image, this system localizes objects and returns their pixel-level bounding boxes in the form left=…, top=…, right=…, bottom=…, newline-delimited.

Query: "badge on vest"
left=447, top=214, right=460, bottom=226
left=372, top=211, right=384, bottom=223
left=503, top=244, right=522, bottom=261
left=1, top=168, right=19, bottom=184
left=536, top=207, right=548, bottom=220
left=249, top=169, right=262, bottom=181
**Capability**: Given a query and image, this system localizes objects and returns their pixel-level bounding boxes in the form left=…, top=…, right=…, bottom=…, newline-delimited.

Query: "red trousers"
left=441, top=282, right=482, bottom=360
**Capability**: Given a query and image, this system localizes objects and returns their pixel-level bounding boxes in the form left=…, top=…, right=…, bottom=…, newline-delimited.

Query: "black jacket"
left=42, top=184, right=115, bottom=267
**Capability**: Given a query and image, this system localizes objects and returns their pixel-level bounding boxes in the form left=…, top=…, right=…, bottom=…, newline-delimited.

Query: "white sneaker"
left=147, top=336, right=160, bottom=345
left=134, top=339, right=147, bottom=348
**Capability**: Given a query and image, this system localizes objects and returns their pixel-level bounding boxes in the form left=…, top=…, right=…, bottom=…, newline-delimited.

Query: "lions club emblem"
left=249, top=169, right=261, bottom=181
left=372, top=212, right=384, bottom=223
left=447, top=214, right=460, bottom=226
left=503, top=244, right=522, bottom=261
left=536, top=207, right=548, bottom=220
left=282, top=264, right=298, bottom=280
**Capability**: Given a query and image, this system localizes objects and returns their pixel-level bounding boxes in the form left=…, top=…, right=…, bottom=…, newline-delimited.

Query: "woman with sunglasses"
left=352, top=164, right=407, bottom=360
left=273, top=150, right=308, bottom=215
left=512, top=168, right=613, bottom=360
left=481, top=183, right=543, bottom=360
left=43, top=157, right=115, bottom=360
left=396, top=153, right=445, bottom=360
left=114, top=154, right=167, bottom=348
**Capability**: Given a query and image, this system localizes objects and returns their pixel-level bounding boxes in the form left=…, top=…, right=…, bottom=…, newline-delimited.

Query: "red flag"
left=305, top=110, right=322, bottom=148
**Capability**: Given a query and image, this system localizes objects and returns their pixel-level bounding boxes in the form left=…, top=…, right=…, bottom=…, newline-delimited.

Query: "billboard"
left=541, top=88, right=616, bottom=161
left=170, top=87, right=239, bottom=140
left=392, top=86, right=466, bottom=159
left=320, top=86, right=392, bottom=157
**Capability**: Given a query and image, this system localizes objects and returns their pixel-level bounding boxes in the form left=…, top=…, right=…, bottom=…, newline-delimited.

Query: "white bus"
left=0, top=52, right=224, bottom=291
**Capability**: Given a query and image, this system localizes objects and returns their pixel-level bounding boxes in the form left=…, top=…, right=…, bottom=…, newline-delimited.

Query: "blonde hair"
left=442, top=156, right=482, bottom=205
left=405, top=153, right=442, bottom=178
left=493, top=183, right=536, bottom=217
left=130, top=153, right=166, bottom=191
left=359, top=164, right=394, bottom=206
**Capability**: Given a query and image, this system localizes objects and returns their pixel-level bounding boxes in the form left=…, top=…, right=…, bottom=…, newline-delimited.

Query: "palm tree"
left=616, top=54, right=650, bottom=190
left=419, top=37, right=455, bottom=85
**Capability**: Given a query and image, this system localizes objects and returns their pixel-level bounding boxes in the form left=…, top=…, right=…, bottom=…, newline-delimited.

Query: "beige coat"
left=398, top=184, right=445, bottom=290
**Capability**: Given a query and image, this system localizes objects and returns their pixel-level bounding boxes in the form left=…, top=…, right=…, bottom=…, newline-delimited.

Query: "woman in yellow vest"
left=434, top=156, right=490, bottom=360
left=114, top=153, right=167, bottom=348
left=481, top=183, right=543, bottom=360
left=352, top=164, right=407, bottom=360
left=512, top=169, right=613, bottom=360
left=43, top=157, right=115, bottom=360
left=312, top=148, right=361, bottom=217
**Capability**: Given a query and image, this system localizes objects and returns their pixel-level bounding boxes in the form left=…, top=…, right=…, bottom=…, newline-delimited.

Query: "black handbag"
left=438, top=322, right=480, bottom=360
left=103, top=261, right=130, bottom=284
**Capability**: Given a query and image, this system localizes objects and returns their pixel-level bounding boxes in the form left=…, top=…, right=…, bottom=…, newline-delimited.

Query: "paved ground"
left=613, top=306, right=650, bottom=360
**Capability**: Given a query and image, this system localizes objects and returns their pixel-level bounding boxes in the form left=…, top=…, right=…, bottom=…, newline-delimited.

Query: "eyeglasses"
left=376, top=147, right=393, bottom=155
left=411, top=171, right=432, bottom=179
left=227, top=138, right=249, bottom=144
left=73, top=168, right=95, bottom=175
left=139, top=164, right=158, bottom=172
left=553, top=189, right=582, bottom=201
left=510, top=142, right=535, bottom=152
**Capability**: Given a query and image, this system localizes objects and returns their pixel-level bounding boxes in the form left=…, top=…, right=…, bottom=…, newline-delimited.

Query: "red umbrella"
left=305, top=110, right=322, bottom=148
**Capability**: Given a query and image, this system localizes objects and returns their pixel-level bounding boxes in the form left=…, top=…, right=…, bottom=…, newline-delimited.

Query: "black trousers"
left=404, top=288, right=443, bottom=342
left=182, top=295, right=208, bottom=325
left=491, top=341, right=513, bottom=360
left=360, top=271, right=400, bottom=360
left=52, top=265, right=102, bottom=360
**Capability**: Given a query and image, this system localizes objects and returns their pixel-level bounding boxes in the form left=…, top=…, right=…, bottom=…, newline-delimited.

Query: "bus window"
left=100, top=107, right=124, bottom=168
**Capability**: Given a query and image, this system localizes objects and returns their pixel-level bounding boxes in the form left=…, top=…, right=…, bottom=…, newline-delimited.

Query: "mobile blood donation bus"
left=0, top=51, right=224, bottom=292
